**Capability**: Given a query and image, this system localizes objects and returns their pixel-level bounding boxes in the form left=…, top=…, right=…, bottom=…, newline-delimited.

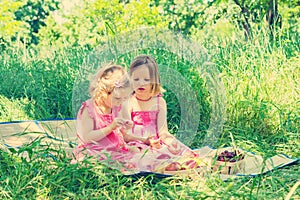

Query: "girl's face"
left=131, top=65, right=152, bottom=95
left=110, top=87, right=132, bottom=107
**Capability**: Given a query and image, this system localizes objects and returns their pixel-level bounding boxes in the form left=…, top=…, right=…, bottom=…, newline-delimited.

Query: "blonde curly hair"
left=89, top=64, right=130, bottom=103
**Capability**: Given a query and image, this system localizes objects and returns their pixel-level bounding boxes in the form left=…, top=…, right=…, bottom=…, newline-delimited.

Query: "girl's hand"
left=121, top=120, right=133, bottom=130
left=149, top=137, right=162, bottom=149
left=142, top=136, right=153, bottom=145
left=111, top=118, right=127, bottom=129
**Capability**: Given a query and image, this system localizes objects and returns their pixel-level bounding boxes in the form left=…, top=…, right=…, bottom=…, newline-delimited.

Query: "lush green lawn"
left=0, top=29, right=299, bottom=199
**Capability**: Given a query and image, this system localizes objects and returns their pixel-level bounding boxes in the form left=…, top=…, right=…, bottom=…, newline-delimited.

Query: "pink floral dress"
left=71, top=99, right=137, bottom=172
left=127, top=95, right=199, bottom=172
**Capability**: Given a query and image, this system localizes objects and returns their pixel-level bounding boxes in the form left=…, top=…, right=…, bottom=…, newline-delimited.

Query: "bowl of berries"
left=212, top=149, right=245, bottom=175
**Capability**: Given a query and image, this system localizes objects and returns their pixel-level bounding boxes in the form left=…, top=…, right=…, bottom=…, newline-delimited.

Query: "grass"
left=0, top=27, right=299, bottom=199
left=0, top=137, right=299, bottom=199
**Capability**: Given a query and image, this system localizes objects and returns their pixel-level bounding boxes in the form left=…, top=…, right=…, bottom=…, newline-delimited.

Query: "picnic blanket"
left=0, top=119, right=77, bottom=151
left=0, top=120, right=298, bottom=180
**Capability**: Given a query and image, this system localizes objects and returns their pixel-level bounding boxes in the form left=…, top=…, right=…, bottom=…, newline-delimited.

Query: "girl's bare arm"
left=77, top=108, right=118, bottom=143
left=156, top=97, right=174, bottom=140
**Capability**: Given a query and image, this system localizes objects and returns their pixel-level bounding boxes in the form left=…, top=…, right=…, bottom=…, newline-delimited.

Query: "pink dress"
left=71, top=99, right=137, bottom=172
left=128, top=95, right=199, bottom=171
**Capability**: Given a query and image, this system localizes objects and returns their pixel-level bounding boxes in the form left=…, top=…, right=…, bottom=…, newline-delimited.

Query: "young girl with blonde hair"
left=72, top=64, right=150, bottom=171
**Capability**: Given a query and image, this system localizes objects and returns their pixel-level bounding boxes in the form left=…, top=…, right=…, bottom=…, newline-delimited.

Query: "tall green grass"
left=0, top=45, right=89, bottom=120
left=193, top=27, right=300, bottom=158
